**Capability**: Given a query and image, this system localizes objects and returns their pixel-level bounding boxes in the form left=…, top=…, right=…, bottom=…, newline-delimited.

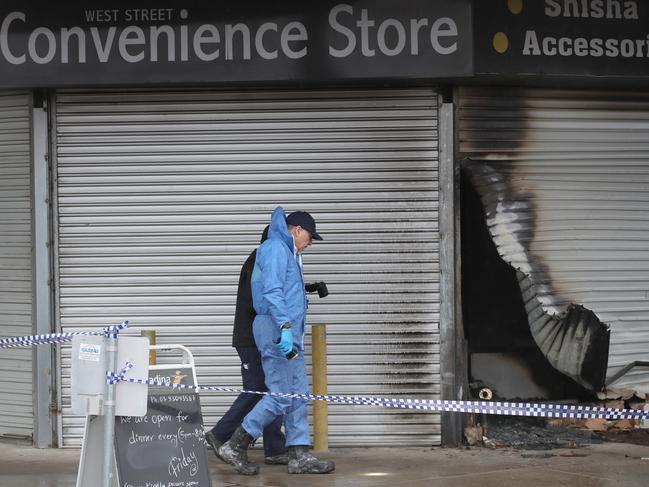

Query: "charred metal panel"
left=518, top=272, right=609, bottom=391
left=462, top=160, right=610, bottom=391
left=458, top=86, right=649, bottom=392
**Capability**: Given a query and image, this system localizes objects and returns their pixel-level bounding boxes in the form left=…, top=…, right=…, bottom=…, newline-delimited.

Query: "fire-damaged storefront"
left=0, top=0, right=648, bottom=451
left=459, top=1, right=649, bottom=402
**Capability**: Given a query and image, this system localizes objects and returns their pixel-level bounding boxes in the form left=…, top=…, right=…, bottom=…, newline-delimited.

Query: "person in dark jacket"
left=205, top=226, right=288, bottom=465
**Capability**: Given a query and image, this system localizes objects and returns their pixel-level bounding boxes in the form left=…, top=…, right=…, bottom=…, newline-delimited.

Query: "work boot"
left=287, top=445, right=335, bottom=474
left=204, top=430, right=224, bottom=461
left=264, top=452, right=289, bottom=465
left=216, top=426, right=259, bottom=475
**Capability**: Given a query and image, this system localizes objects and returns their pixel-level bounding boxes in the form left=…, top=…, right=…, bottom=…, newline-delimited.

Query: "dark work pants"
left=210, top=346, right=286, bottom=457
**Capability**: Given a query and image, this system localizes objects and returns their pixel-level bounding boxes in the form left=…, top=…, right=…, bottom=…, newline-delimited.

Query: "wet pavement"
left=1, top=440, right=648, bottom=487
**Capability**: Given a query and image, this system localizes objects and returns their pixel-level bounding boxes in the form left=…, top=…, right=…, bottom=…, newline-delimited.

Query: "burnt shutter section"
left=458, top=86, right=649, bottom=391
left=54, top=88, right=441, bottom=446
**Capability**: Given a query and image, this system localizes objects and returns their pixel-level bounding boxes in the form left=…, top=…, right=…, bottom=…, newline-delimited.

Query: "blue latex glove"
left=277, top=328, right=293, bottom=355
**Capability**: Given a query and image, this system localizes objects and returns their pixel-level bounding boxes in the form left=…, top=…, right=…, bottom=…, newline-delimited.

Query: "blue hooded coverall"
left=241, top=206, right=311, bottom=447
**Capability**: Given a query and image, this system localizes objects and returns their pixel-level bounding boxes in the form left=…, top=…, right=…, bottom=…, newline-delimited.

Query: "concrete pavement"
left=0, top=440, right=648, bottom=487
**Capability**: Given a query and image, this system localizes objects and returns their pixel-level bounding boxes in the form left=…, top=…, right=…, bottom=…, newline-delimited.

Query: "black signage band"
left=0, top=1, right=473, bottom=88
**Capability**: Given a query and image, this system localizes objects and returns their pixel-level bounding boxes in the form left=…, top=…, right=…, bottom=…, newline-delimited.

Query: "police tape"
left=108, top=361, right=649, bottom=421
left=3, top=326, right=648, bottom=421
left=0, top=320, right=129, bottom=348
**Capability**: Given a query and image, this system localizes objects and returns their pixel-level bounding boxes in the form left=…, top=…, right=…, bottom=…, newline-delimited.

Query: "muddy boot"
left=216, top=426, right=259, bottom=475
left=204, top=430, right=224, bottom=462
left=287, top=446, right=335, bottom=474
left=264, top=452, right=289, bottom=465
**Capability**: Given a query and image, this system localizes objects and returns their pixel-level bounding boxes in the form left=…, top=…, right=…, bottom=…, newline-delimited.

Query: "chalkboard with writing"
left=114, top=367, right=212, bottom=487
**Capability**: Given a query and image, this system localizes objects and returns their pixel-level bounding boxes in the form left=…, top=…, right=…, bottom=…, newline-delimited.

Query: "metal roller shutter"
left=54, top=88, right=441, bottom=447
left=0, top=91, right=33, bottom=440
left=458, top=86, right=649, bottom=390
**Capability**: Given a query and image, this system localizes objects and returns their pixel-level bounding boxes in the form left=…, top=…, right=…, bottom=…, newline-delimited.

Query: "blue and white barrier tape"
left=0, top=320, right=129, bottom=348
left=4, top=328, right=647, bottom=421
left=108, top=361, right=649, bottom=421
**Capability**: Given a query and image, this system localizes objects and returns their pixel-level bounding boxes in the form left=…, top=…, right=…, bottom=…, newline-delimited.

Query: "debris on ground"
left=464, top=388, right=649, bottom=449
left=463, top=423, right=484, bottom=446
left=476, top=416, right=602, bottom=450
left=547, top=392, right=649, bottom=433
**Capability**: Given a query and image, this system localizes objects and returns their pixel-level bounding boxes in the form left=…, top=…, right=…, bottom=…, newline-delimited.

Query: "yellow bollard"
left=140, top=329, right=157, bottom=365
left=311, top=324, right=328, bottom=451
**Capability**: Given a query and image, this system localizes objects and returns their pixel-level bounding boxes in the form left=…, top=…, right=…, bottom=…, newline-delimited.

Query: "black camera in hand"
left=305, top=281, right=328, bottom=298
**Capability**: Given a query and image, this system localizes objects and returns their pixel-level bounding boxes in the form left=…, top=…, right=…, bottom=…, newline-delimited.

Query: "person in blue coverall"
left=217, top=207, right=335, bottom=475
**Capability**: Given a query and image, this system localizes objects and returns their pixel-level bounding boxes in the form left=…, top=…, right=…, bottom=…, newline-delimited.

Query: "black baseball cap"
left=286, top=211, right=323, bottom=241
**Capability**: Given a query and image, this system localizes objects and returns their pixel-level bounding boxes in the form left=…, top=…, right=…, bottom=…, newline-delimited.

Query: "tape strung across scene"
left=0, top=320, right=129, bottom=348
left=109, top=361, right=649, bottom=421
left=2, top=324, right=648, bottom=420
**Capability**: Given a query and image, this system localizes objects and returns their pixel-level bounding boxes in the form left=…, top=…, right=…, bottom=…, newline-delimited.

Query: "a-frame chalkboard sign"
left=114, top=345, right=212, bottom=487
